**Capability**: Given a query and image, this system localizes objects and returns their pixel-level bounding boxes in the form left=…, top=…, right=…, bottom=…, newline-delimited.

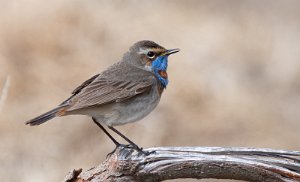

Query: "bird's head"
left=125, top=40, right=180, bottom=88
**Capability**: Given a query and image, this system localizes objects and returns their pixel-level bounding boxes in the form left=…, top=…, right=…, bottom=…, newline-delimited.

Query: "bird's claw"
left=107, top=143, right=155, bottom=157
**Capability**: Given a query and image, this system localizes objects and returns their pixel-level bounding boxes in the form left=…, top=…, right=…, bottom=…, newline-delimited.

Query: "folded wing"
left=66, top=76, right=153, bottom=111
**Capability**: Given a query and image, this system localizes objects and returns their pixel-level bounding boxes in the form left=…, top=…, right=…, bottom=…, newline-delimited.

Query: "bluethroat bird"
left=26, top=40, right=179, bottom=153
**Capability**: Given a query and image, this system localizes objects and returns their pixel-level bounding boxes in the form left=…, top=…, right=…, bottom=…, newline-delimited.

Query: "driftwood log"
left=63, top=146, right=300, bottom=182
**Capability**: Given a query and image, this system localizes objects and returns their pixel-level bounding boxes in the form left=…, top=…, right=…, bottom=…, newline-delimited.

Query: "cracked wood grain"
left=63, top=146, right=300, bottom=182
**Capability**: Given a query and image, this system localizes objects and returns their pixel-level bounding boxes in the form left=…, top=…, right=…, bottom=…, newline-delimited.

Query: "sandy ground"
left=0, top=0, right=300, bottom=181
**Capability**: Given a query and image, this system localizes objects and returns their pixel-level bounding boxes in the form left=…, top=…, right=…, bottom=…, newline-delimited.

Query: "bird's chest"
left=156, top=70, right=168, bottom=94
left=106, top=86, right=161, bottom=126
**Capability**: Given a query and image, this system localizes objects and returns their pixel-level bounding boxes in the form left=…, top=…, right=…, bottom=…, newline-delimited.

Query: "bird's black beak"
left=165, top=48, right=180, bottom=56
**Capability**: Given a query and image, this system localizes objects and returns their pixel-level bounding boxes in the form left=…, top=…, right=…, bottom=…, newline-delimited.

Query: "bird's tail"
left=25, top=105, right=68, bottom=126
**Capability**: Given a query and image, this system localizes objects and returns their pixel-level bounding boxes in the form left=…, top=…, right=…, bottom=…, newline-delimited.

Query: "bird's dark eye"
left=147, top=51, right=155, bottom=58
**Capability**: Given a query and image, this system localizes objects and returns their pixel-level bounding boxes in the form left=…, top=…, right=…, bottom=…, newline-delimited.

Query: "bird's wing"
left=65, top=75, right=154, bottom=111
left=71, top=74, right=100, bottom=95
left=59, top=74, right=100, bottom=106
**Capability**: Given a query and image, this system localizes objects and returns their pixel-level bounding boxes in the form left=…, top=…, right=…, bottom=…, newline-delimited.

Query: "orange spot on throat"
left=158, top=70, right=168, bottom=79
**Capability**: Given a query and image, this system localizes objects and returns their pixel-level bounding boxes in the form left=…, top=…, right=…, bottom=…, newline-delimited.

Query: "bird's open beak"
left=165, top=48, right=180, bottom=56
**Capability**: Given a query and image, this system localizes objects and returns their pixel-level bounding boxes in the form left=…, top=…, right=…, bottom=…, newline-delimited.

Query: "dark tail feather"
left=26, top=105, right=67, bottom=126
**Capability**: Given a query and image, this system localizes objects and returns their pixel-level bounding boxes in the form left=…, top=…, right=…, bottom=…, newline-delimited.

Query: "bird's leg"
left=108, top=126, right=143, bottom=152
left=92, top=118, right=151, bottom=155
left=92, top=118, right=120, bottom=147
left=108, top=126, right=155, bottom=155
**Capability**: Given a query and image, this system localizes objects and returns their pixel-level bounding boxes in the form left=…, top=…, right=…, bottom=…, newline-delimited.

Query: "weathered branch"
left=64, top=146, right=300, bottom=182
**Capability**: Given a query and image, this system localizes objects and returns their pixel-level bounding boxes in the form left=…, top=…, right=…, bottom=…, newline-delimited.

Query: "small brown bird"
left=26, top=40, right=179, bottom=153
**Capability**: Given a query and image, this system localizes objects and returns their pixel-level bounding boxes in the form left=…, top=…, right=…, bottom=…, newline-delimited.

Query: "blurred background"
left=0, top=0, right=300, bottom=181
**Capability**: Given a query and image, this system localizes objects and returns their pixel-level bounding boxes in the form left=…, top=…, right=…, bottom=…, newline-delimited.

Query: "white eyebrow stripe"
left=137, top=48, right=150, bottom=54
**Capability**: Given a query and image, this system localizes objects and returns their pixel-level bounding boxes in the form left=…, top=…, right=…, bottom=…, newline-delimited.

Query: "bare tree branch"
left=63, top=146, right=300, bottom=182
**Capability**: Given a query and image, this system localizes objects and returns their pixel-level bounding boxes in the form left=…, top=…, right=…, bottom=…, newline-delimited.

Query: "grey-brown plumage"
left=26, top=40, right=179, bottom=152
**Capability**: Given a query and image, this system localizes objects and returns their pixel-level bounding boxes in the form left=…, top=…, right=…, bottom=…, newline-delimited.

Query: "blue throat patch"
left=151, top=55, right=169, bottom=88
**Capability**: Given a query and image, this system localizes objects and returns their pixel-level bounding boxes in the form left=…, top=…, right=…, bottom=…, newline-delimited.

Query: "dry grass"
left=0, top=0, right=300, bottom=181
left=0, top=76, right=10, bottom=112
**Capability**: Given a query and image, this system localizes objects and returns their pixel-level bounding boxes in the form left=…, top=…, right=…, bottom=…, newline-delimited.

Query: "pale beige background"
left=0, top=0, right=300, bottom=181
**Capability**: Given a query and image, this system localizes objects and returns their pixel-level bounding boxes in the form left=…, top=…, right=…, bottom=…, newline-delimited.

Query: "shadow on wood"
left=63, top=146, right=300, bottom=182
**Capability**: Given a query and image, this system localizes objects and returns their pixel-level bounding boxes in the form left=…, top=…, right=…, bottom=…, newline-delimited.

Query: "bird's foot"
left=139, top=149, right=156, bottom=156
left=106, top=146, right=118, bottom=158
left=106, top=144, right=136, bottom=157
left=107, top=144, right=156, bottom=157
left=131, top=146, right=156, bottom=156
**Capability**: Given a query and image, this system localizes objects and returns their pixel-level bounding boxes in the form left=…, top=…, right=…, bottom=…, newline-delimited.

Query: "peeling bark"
left=64, top=146, right=300, bottom=182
